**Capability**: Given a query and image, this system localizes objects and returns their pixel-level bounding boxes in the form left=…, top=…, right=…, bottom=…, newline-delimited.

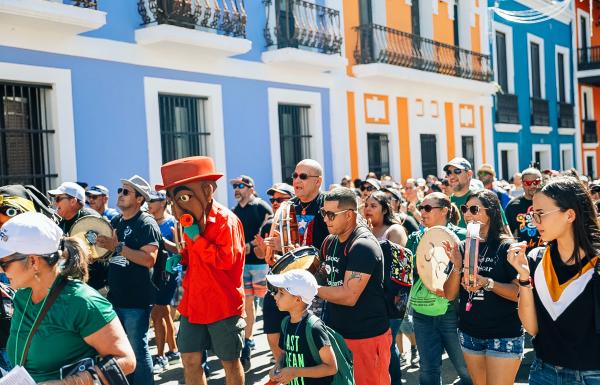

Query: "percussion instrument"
left=265, top=201, right=299, bottom=264
left=415, top=226, right=460, bottom=292
left=69, top=216, right=113, bottom=260
left=463, top=222, right=481, bottom=288
left=267, top=246, right=320, bottom=292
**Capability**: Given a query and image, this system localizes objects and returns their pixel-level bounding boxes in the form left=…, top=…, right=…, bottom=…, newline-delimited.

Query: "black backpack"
left=379, top=240, right=413, bottom=319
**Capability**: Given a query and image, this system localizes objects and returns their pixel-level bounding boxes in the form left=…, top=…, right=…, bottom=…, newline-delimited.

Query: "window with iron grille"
left=159, top=94, right=209, bottom=163
left=279, top=104, right=311, bottom=183
left=461, top=136, right=475, bottom=171
left=367, top=133, right=390, bottom=178
left=0, top=83, right=57, bottom=192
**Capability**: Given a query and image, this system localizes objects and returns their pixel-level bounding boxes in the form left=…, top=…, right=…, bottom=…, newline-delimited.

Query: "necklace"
left=299, top=199, right=314, bottom=216
left=14, top=288, right=52, bottom=366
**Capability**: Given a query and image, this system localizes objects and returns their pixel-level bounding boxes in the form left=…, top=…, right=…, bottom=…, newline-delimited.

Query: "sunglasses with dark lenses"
left=319, top=208, right=352, bottom=221
left=232, top=183, right=247, bottom=189
left=445, top=169, right=464, bottom=176
left=523, top=179, right=542, bottom=187
left=360, top=185, right=377, bottom=192
left=417, top=204, right=444, bottom=213
left=0, top=255, right=27, bottom=270
left=0, top=206, right=20, bottom=217
left=117, top=188, right=136, bottom=196
left=292, top=172, right=319, bottom=180
left=54, top=195, right=73, bottom=203
left=460, top=205, right=486, bottom=215
left=270, top=197, right=288, bottom=204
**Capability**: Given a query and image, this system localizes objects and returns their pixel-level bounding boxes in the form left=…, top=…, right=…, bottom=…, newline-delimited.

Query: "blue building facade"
left=0, top=0, right=345, bottom=206
left=489, top=0, right=579, bottom=180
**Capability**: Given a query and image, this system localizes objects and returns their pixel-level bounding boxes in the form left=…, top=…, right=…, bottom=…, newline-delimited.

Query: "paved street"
left=152, top=310, right=535, bottom=385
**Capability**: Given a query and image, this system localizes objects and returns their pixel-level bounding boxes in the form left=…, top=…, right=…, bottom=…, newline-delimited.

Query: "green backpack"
left=281, top=314, right=355, bottom=385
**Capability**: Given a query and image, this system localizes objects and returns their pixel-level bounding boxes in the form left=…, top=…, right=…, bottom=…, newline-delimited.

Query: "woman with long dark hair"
left=443, top=190, right=522, bottom=385
left=508, top=177, right=600, bottom=384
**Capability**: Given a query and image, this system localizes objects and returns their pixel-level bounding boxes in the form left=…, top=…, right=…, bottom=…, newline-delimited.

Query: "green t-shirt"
left=451, top=189, right=508, bottom=228
left=7, top=279, right=116, bottom=382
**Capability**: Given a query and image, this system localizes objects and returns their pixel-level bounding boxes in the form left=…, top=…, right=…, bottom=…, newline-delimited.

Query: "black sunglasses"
left=460, top=205, right=486, bottom=215
left=417, top=204, right=443, bottom=213
left=319, top=208, right=352, bottom=221
left=117, top=187, right=139, bottom=197
left=270, top=197, right=288, bottom=204
left=445, top=169, right=464, bottom=176
left=360, top=185, right=377, bottom=192
left=232, top=183, right=248, bottom=189
left=292, top=172, right=319, bottom=180
left=0, top=255, right=27, bottom=270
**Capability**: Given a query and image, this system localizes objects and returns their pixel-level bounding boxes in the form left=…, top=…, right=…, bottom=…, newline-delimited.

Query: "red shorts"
left=345, top=329, right=392, bottom=385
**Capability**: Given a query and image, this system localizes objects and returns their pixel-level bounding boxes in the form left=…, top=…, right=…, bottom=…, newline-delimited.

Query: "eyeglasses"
left=478, top=171, right=492, bottom=177
left=270, top=197, right=288, bottom=204
left=0, top=206, right=19, bottom=217
left=292, top=172, right=319, bottom=180
left=460, top=205, right=487, bottom=215
left=445, top=169, right=464, bottom=176
left=0, top=255, right=27, bottom=270
left=532, top=208, right=562, bottom=224
left=523, top=179, right=542, bottom=187
left=417, top=204, right=444, bottom=213
left=54, top=195, right=73, bottom=203
left=232, top=183, right=248, bottom=190
left=320, top=208, right=352, bottom=221
left=360, top=185, right=377, bottom=192
left=117, top=188, right=136, bottom=196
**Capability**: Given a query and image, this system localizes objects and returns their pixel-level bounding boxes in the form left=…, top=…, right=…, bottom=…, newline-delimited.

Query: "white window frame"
left=497, top=142, right=519, bottom=181
left=267, top=88, right=325, bottom=183
left=144, top=77, right=228, bottom=203
left=585, top=151, right=597, bottom=178
left=555, top=45, right=571, bottom=104
left=492, top=22, right=515, bottom=94
left=559, top=143, right=574, bottom=170
left=532, top=143, right=552, bottom=170
left=577, top=9, right=591, bottom=51
left=0, top=62, right=77, bottom=184
left=582, top=86, right=594, bottom=120
left=527, top=33, right=546, bottom=99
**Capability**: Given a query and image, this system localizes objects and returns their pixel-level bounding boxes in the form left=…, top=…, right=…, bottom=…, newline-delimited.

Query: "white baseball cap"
left=0, top=212, right=63, bottom=259
left=266, top=270, right=318, bottom=305
left=48, top=182, right=85, bottom=203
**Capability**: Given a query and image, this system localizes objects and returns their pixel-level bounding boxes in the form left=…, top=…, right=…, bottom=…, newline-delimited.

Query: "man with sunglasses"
left=505, top=168, right=544, bottom=252
left=444, top=158, right=476, bottom=228
left=360, top=178, right=381, bottom=202
left=230, top=175, right=272, bottom=369
left=86, top=184, right=120, bottom=221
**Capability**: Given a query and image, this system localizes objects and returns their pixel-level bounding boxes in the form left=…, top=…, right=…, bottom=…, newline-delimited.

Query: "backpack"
left=281, top=314, right=355, bottom=385
left=379, top=240, right=413, bottom=319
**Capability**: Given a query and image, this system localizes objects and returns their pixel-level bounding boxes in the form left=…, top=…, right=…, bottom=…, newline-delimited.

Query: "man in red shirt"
left=156, top=156, right=246, bottom=385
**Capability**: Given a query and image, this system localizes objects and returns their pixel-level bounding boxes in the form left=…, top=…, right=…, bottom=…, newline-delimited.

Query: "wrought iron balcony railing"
left=558, top=102, right=575, bottom=128
left=578, top=46, right=600, bottom=70
left=530, top=97, right=550, bottom=127
left=263, top=0, right=343, bottom=55
left=353, top=24, right=493, bottom=82
left=583, top=119, right=598, bottom=143
left=496, top=93, right=519, bottom=124
left=61, top=0, right=98, bottom=8
left=138, top=0, right=247, bottom=37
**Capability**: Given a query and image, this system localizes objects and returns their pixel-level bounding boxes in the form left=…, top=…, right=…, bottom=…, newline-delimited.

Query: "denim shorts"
left=458, top=330, right=524, bottom=359
left=529, top=358, right=600, bottom=385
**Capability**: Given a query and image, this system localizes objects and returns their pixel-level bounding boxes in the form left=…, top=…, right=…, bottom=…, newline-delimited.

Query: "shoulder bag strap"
left=21, top=278, right=68, bottom=366
left=304, top=315, right=322, bottom=364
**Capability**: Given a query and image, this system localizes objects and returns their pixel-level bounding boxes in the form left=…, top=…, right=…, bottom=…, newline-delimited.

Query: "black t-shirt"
left=530, top=245, right=600, bottom=370
left=505, top=196, right=544, bottom=252
left=233, top=198, right=272, bottom=265
left=291, top=194, right=328, bottom=250
left=108, top=211, right=162, bottom=308
left=278, top=315, right=333, bottom=385
left=321, top=226, right=389, bottom=339
left=458, top=240, right=522, bottom=339
left=57, top=207, right=99, bottom=234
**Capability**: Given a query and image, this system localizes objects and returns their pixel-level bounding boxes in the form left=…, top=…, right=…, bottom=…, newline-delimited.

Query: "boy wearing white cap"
left=267, top=270, right=337, bottom=385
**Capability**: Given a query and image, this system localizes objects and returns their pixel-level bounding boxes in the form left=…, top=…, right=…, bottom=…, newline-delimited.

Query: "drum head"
left=271, top=246, right=320, bottom=275
left=70, top=216, right=113, bottom=259
left=416, top=226, right=460, bottom=292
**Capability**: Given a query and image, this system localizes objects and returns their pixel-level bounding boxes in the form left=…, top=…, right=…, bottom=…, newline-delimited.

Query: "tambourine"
left=267, top=246, right=320, bottom=291
left=69, top=216, right=113, bottom=260
left=415, top=226, right=460, bottom=292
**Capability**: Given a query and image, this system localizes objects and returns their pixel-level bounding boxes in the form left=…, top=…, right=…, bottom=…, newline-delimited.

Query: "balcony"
left=353, top=24, right=493, bottom=87
left=0, top=0, right=106, bottom=35
left=530, top=97, right=550, bottom=128
left=262, top=0, right=347, bottom=71
left=557, top=102, right=574, bottom=128
left=583, top=120, right=598, bottom=144
left=496, top=94, right=519, bottom=125
left=135, top=0, right=251, bottom=57
left=577, top=46, right=600, bottom=85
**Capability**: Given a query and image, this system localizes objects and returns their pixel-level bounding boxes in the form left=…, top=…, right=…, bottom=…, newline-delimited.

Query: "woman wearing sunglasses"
left=443, top=190, right=522, bottom=385
left=405, top=192, right=472, bottom=385
left=507, top=177, right=600, bottom=385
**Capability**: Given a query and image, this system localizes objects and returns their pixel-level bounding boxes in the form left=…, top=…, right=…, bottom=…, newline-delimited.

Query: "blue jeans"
left=413, top=308, right=472, bottom=385
left=389, top=318, right=403, bottom=385
left=529, top=358, right=600, bottom=385
left=115, top=306, right=154, bottom=385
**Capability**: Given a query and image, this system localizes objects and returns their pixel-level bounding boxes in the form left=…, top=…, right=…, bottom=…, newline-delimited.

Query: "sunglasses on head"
left=445, top=169, right=464, bottom=176
left=523, top=179, right=542, bottom=187
left=292, top=172, right=319, bottom=180
left=320, top=208, right=352, bottom=221
left=417, top=204, right=444, bottom=213
left=460, top=205, right=486, bottom=215
left=232, top=183, right=247, bottom=189
left=360, top=185, right=377, bottom=192
left=270, top=197, right=288, bottom=204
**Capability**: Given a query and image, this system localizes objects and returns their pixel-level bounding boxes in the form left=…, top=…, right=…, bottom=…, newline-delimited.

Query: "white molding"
left=582, top=86, right=594, bottom=119
left=0, top=0, right=106, bottom=35
left=135, top=24, right=251, bottom=58
left=267, top=88, right=325, bottom=183
left=558, top=128, right=576, bottom=135
left=530, top=125, right=552, bottom=134
left=555, top=44, right=571, bottom=103
left=577, top=68, right=600, bottom=79
left=583, top=143, right=599, bottom=150
left=514, top=0, right=572, bottom=24
left=143, top=77, right=228, bottom=204
left=352, top=63, right=497, bottom=95
left=492, top=22, right=515, bottom=94
left=559, top=143, right=574, bottom=170
left=584, top=151, right=597, bottom=177
left=0, top=62, right=76, bottom=184
left=495, top=123, right=522, bottom=133
left=497, top=142, right=519, bottom=180
left=527, top=32, right=546, bottom=99
left=262, top=48, right=348, bottom=71
left=532, top=143, right=552, bottom=170
left=577, top=9, right=591, bottom=50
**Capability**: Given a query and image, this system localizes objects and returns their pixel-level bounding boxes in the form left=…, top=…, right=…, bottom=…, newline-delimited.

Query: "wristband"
left=113, top=242, right=125, bottom=256
left=518, top=276, right=532, bottom=287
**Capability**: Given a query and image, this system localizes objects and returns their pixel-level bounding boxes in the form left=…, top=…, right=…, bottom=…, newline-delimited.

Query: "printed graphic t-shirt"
left=505, top=196, right=544, bottom=252
left=291, top=194, right=328, bottom=250
left=278, top=316, right=333, bottom=385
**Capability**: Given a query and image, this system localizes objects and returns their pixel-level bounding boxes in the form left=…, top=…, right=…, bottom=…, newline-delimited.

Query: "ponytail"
left=56, top=237, right=89, bottom=282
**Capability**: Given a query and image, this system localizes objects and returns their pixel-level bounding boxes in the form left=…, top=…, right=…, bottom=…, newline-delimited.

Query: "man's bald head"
left=297, top=159, right=323, bottom=177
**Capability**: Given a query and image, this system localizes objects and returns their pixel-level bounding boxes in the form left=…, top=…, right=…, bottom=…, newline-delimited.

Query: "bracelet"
left=518, top=276, right=533, bottom=287
left=451, top=266, right=462, bottom=274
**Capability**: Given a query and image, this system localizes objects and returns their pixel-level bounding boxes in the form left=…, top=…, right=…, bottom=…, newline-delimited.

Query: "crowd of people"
left=0, top=154, right=598, bottom=385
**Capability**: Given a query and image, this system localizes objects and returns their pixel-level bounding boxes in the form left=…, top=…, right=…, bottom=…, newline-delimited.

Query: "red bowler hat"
left=155, top=156, right=223, bottom=190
